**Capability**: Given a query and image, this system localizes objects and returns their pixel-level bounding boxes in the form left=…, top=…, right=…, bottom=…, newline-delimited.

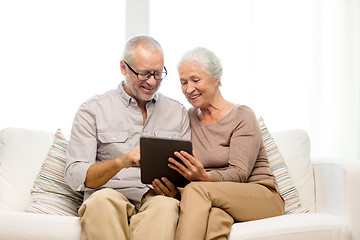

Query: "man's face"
left=121, top=46, right=164, bottom=104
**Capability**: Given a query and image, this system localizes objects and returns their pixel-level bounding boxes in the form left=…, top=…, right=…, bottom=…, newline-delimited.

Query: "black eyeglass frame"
left=123, top=60, right=167, bottom=81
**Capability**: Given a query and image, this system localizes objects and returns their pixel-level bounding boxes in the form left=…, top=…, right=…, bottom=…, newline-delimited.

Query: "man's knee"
left=80, top=188, right=133, bottom=216
left=85, top=188, right=124, bottom=205
left=147, top=196, right=179, bottom=213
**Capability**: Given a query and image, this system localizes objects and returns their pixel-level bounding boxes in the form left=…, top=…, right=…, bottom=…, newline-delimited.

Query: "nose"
left=145, top=75, right=157, bottom=86
left=185, top=82, right=195, bottom=94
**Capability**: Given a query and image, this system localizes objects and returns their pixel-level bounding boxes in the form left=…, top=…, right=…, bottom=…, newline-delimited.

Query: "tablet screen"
left=140, top=136, right=192, bottom=188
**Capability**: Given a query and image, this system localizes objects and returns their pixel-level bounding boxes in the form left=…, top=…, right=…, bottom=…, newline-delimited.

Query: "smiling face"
left=121, top=45, right=164, bottom=105
left=178, top=60, right=220, bottom=109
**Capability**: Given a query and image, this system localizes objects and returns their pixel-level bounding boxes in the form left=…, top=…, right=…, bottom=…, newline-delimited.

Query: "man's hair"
left=177, top=47, right=223, bottom=85
left=122, top=35, right=164, bottom=64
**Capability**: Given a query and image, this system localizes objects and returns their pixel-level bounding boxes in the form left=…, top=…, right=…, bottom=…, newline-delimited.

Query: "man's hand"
left=85, top=147, right=140, bottom=188
left=118, top=146, right=140, bottom=168
left=152, top=177, right=180, bottom=199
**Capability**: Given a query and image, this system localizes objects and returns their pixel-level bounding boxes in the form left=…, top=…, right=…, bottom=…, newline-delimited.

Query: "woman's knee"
left=182, top=182, right=210, bottom=196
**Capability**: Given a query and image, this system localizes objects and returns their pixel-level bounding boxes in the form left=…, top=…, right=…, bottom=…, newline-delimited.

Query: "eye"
left=139, top=72, right=150, bottom=77
left=180, top=80, right=188, bottom=85
left=193, top=79, right=200, bottom=83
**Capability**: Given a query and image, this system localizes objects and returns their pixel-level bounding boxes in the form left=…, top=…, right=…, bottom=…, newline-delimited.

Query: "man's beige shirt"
left=65, top=82, right=191, bottom=206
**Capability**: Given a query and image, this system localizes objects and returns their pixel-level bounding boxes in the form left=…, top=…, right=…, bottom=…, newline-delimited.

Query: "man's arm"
left=180, top=106, right=191, bottom=140
left=66, top=102, right=141, bottom=191
left=84, top=147, right=140, bottom=188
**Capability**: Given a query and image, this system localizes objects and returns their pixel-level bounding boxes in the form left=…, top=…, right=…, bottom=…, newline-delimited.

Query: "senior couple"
left=65, top=35, right=284, bottom=240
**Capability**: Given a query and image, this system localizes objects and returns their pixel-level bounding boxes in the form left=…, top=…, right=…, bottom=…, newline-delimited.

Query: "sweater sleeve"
left=209, top=107, right=262, bottom=182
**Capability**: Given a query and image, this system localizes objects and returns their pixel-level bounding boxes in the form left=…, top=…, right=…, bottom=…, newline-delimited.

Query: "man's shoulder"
left=81, top=88, right=119, bottom=107
left=156, top=93, right=186, bottom=109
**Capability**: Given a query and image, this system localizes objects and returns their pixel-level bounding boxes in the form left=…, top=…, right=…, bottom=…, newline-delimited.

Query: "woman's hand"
left=152, top=177, right=180, bottom=199
left=168, top=151, right=211, bottom=182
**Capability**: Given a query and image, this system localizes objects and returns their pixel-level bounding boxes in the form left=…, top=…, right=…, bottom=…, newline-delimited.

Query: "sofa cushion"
left=0, top=210, right=80, bottom=240
left=259, top=118, right=309, bottom=214
left=228, top=213, right=350, bottom=240
left=0, top=128, right=54, bottom=211
left=25, top=129, right=83, bottom=216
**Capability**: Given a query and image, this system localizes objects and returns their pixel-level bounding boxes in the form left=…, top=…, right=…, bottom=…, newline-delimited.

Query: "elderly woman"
left=153, top=47, right=285, bottom=240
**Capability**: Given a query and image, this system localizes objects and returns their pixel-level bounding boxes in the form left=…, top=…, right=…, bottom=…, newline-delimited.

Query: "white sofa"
left=0, top=127, right=359, bottom=240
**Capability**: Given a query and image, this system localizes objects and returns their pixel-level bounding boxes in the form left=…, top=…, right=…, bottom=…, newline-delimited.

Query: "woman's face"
left=178, top=60, right=219, bottom=109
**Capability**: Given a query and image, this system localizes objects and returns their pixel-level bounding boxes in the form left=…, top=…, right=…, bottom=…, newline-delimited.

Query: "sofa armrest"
left=312, top=159, right=360, bottom=240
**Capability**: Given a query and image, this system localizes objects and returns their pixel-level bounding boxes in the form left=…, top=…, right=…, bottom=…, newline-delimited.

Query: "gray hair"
left=178, top=47, right=223, bottom=85
left=122, top=35, right=164, bottom=64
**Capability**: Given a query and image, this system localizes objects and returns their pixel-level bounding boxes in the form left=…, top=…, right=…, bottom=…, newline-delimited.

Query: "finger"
left=161, top=178, right=179, bottom=198
left=173, top=151, right=193, bottom=168
left=168, top=158, right=191, bottom=177
left=180, top=151, right=202, bottom=167
left=175, top=151, right=201, bottom=174
left=152, top=178, right=168, bottom=194
left=152, top=178, right=170, bottom=195
left=180, top=150, right=195, bottom=162
left=168, top=157, right=187, bottom=172
left=134, top=159, right=141, bottom=166
left=168, top=160, right=183, bottom=173
left=152, top=180, right=162, bottom=195
left=161, top=177, right=177, bottom=193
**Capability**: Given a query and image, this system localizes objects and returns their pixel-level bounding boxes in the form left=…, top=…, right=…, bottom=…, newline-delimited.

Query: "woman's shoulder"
left=229, top=105, right=259, bottom=126
left=187, top=105, right=258, bottom=126
left=233, top=104, right=256, bottom=117
left=188, top=107, right=196, bottom=113
left=187, top=107, right=198, bottom=121
left=187, top=107, right=197, bottom=116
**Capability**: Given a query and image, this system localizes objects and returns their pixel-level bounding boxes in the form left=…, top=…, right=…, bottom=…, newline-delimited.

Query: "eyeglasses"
left=123, top=60, right=167, bottom=81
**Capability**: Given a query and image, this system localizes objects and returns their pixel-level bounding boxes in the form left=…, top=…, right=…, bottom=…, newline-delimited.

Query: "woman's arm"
left=168, top=151, right=212, bottom=181
left=169, top=107, right=262, bottom=183
left=209, top=108, right=262, bottom=182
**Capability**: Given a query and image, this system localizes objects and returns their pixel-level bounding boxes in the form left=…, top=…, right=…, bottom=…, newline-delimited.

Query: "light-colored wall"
left=125, top=0, right=149, bottom=40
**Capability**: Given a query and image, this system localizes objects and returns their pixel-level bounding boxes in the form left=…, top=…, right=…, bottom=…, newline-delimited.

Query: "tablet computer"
left=140, top=136, right=192, bottom=188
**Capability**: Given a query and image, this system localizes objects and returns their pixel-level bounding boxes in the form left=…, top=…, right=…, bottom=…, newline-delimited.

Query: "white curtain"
left=309, top=0, right=360, bottom=160
left=248, top=0, right=360, bottom=160
left=150, top=0, right=360, bottom=160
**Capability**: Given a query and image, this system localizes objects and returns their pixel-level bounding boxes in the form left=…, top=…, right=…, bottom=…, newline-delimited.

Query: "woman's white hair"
left=178, top=47, right=223, bottom=85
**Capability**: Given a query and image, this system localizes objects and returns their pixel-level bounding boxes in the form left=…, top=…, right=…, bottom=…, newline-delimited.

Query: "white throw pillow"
left=0, top=128, right=54, bottom=211
left=272, top=129, right=315, bottom=212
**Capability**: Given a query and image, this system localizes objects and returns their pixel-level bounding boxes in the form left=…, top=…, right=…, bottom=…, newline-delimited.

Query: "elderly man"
left=65, top=35, right=190, bottom=240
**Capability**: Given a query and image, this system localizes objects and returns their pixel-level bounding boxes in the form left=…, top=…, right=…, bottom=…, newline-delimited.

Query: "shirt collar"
left=117, top=81, right=158, bottom=107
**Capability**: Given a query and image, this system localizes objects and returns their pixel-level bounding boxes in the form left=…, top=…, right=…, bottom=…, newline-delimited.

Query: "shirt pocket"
left=97, top=132, right=129, bottom=160
left=98, top=132, right=128, bottom=143
left=154, top=130, right=181, bottom=139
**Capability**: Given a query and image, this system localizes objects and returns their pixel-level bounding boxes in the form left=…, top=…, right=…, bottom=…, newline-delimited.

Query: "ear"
left=120, top=60, right=126, bottom=76
left=215, top=78, right=220, bottom=87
